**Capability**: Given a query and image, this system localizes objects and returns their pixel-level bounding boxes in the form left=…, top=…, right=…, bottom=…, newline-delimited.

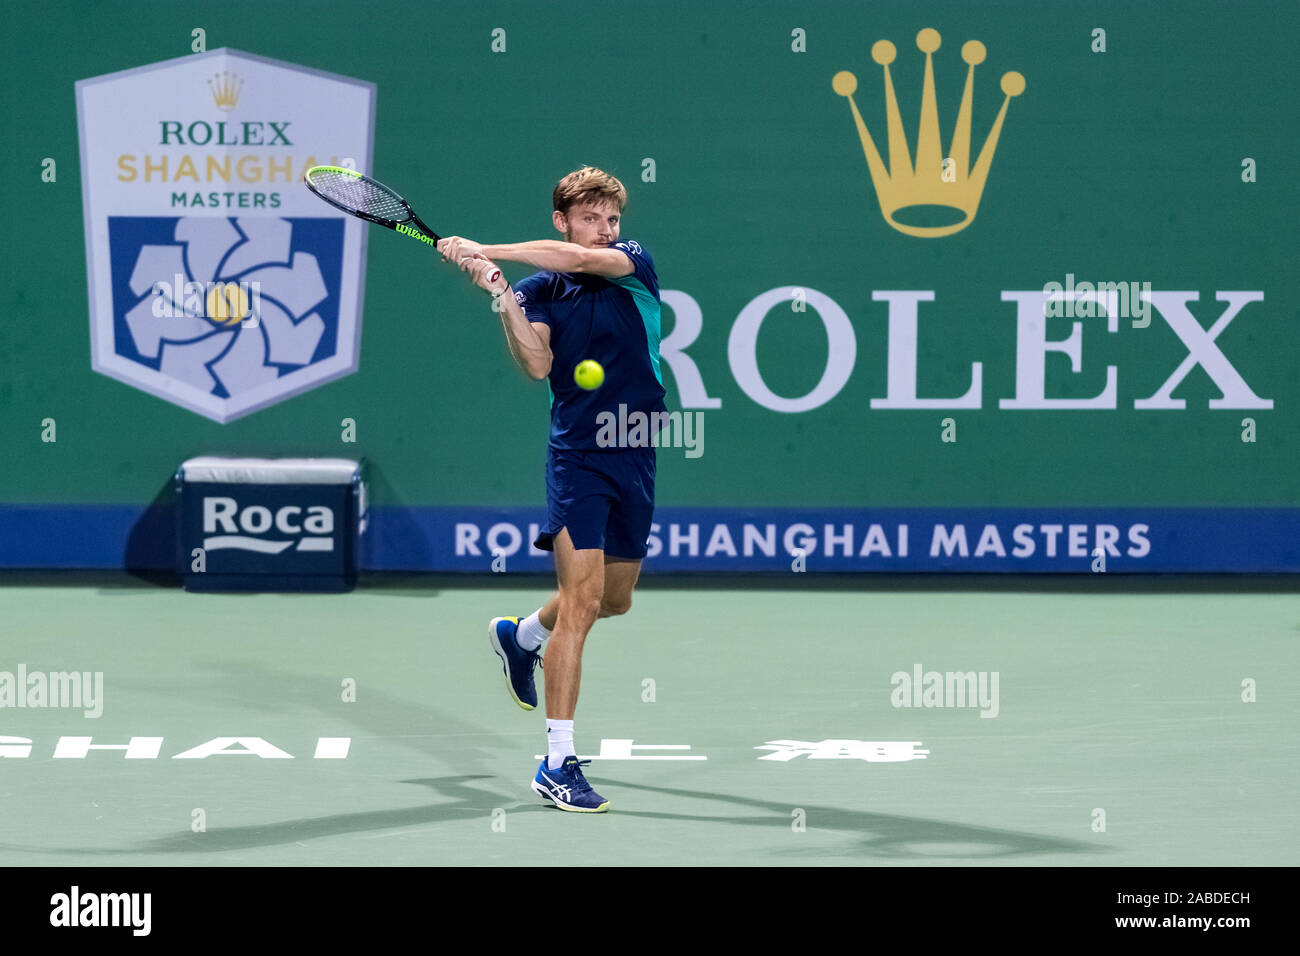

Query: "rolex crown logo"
left=207, top=71, right=243, bottom=111
left=833, top=28, right=1025, bottom=238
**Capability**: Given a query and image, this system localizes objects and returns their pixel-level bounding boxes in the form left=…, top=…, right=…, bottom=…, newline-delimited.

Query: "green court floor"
left=1, top=573, right=1296, bottom=866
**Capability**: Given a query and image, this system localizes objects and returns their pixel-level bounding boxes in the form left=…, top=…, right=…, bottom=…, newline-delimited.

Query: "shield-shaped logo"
left=76, top=48, right=375, bottom=423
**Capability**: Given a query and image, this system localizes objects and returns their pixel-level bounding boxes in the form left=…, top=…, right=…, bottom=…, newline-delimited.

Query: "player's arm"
left=443, top=237, right=633, bottom=278
left=489, top=240, right=634, bottom=278
left=495, top=292, right=552, bottom=381
left=458, top=256, right=552, bottom=380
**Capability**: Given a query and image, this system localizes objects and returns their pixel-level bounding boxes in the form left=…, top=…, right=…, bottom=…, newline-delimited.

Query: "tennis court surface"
left=2, top=572, right=1294, bottom=866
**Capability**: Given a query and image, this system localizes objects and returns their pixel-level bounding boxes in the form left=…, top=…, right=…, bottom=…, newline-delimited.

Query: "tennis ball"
left=206, top=282, right=250, bottom=326
left=574, top=359, right=604, bottom=391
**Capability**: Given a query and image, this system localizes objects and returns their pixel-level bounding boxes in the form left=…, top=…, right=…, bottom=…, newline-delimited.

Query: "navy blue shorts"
left=534, top=446, right=656, bottom=559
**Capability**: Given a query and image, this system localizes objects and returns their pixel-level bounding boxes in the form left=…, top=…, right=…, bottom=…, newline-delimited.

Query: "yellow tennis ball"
left=574, top=359, right=604, bottom=390
left=206, top=282, right=250, bottom=326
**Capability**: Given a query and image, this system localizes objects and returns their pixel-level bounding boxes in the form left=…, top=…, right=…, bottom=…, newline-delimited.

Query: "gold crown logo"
left=834, top=28, right=1025, bottom=238
left=207, top=71, right=243, bottom=111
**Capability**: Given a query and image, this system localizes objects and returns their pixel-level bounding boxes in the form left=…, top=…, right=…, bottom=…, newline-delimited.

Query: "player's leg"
left=599, top=556, right=641, bottom=618
left=544, top=527, right=604, bottom=721
left=538, top=595, right=559, bottom=630
left=512, top=446, right=637, bottom=653
left=523, top=449, right=616, bottom=811
left=488, top=448, right=588, bottom=710
left=503, top=594, right=558, bottom=668
left=529, top=527, right=611, bottom=812
left=515, top=539, right=637, bottom=686
left=518, top=533, right=639, bottom=654
left=515, top=592, right=558, bottom=645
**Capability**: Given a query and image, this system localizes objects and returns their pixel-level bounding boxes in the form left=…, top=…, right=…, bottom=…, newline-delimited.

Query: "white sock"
left=516, top=609, right=551, bottom=652
left=547, top=720, right=575, bottom=770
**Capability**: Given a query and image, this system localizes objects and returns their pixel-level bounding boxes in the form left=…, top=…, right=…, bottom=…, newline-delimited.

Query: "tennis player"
left=437, top=166, right=664, bottom=813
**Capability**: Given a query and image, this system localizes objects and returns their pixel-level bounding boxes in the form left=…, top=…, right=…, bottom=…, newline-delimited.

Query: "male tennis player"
left=437, top=166, right=664, bottom=813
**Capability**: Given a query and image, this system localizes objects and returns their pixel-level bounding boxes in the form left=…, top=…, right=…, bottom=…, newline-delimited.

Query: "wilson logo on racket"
left=394, top=222, right=436, bottom=246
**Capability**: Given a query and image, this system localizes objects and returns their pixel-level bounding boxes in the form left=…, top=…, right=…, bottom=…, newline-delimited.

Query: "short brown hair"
left=552, top=166, right=627, bottom=216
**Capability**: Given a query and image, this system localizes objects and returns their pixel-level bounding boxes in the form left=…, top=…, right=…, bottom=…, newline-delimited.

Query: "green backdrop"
left=1, top=0, right=1296, bottom=511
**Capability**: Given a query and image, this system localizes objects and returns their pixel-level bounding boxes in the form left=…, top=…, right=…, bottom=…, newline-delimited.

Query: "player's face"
left=556, top=201, right=621, bottom=248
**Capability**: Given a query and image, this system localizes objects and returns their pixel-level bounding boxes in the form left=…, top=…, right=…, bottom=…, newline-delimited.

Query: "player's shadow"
left=133, top=775, right=548, bottom=854
left=113, top=655, right=519, bottom=771
left=16, top=776, right=1106, bottom=860
left=5, top=776, right=545, bottom=857
left=610, top=781, right=1108, bottom=861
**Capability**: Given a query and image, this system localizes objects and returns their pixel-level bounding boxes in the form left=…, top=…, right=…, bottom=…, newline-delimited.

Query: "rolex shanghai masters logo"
left=76, top=49, right=375, bottom=422
left=833, top=28, right=1024, bottom=238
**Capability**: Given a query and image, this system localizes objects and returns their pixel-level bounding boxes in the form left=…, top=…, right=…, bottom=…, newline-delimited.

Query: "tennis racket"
left=303, top=165, right=501, bottom=284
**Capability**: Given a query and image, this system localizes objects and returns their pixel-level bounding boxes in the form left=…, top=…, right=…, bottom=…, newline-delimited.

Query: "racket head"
left=304, top=165, right=415, bottom=229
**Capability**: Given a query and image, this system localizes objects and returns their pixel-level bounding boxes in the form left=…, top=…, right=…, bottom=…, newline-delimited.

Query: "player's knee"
left=599, top=595, right=632, bottom=618
left=561, top=592, right=602, bottom=629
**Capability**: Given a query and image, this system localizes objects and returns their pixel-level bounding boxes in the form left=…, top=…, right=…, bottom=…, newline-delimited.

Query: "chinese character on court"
left=754, top=740, right=930, bottom=762
left=534, top=739, right=706, bottom=761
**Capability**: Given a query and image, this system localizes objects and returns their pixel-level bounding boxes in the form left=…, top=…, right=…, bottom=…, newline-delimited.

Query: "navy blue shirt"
left=513, top=239, right=667, bottom=451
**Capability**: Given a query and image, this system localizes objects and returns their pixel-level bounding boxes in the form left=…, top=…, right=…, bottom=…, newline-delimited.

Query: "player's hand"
left=461, top=256, right=507, bottom=296
left=437, top=236, right=484, bottom=263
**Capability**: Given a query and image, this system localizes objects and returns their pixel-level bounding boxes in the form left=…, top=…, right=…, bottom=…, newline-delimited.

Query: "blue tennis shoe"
left=531, top=756, right=610, bottom=812
left=488, top=616, right=540, bottom=710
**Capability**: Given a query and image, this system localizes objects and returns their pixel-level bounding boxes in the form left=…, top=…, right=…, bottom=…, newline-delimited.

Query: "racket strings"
left=310, top=170, right=410, bottom=223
